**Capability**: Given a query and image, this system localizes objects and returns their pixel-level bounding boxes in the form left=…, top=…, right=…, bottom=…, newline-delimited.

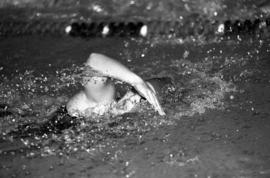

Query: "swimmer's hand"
left=134, top=81, right=166, bottom=116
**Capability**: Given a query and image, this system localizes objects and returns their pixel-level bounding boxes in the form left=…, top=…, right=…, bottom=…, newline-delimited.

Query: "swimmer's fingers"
left=147, top=90, right=166, bottom=116
left=134, top=83, right=165, bottom=116
left=145, top=82, right=165, bottom=115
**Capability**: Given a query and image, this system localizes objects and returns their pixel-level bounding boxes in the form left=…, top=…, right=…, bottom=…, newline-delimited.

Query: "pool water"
left=0, top=35, right=270, bottom=177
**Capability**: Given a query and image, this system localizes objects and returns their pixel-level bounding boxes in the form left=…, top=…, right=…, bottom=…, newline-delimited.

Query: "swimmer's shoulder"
left=66, top=91, right=96, bottom=114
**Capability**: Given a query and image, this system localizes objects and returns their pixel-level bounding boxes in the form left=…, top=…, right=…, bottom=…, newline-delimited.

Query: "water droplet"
left=65, top=25, right=72, bottom=34
left=140, top=25, right=147, bottom=37
left=102, top=25, right=110, bottom=36
left=22, top=165, right=27, bottom=170
left=92, top=4, right=103, bottom=13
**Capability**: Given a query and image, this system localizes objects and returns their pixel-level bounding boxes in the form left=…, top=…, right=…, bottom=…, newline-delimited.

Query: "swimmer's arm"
left=87, top=53, right=143, bottom=84
left=87, top=53, right=165, bottom=115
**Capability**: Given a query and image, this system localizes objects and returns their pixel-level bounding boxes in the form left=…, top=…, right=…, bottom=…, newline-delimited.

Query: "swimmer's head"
left=83, top=76, right=107, bottom=86
left=83, top=76, right=115, bottom=104
left=81, top=65, right=106, bottom=86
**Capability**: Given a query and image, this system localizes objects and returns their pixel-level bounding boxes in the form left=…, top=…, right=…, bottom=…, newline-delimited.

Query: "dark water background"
left=0, top=1, right=270, bottom=178
left=0, top=0, right=270, bottom=24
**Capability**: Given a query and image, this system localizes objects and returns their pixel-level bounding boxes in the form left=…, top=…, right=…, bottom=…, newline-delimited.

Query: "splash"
left=0, top=40, right=245, bottom=159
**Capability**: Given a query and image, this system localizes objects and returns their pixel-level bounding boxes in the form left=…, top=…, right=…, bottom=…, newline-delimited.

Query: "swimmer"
left=7, top=54, right=175, bottom=137
left=66, top=53, right=167, bottom=117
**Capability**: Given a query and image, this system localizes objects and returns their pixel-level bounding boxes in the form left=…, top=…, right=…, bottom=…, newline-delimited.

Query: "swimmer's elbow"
left=86, top=53, right=104, bottom=67
left=89, top=53, right=101, bottom=60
